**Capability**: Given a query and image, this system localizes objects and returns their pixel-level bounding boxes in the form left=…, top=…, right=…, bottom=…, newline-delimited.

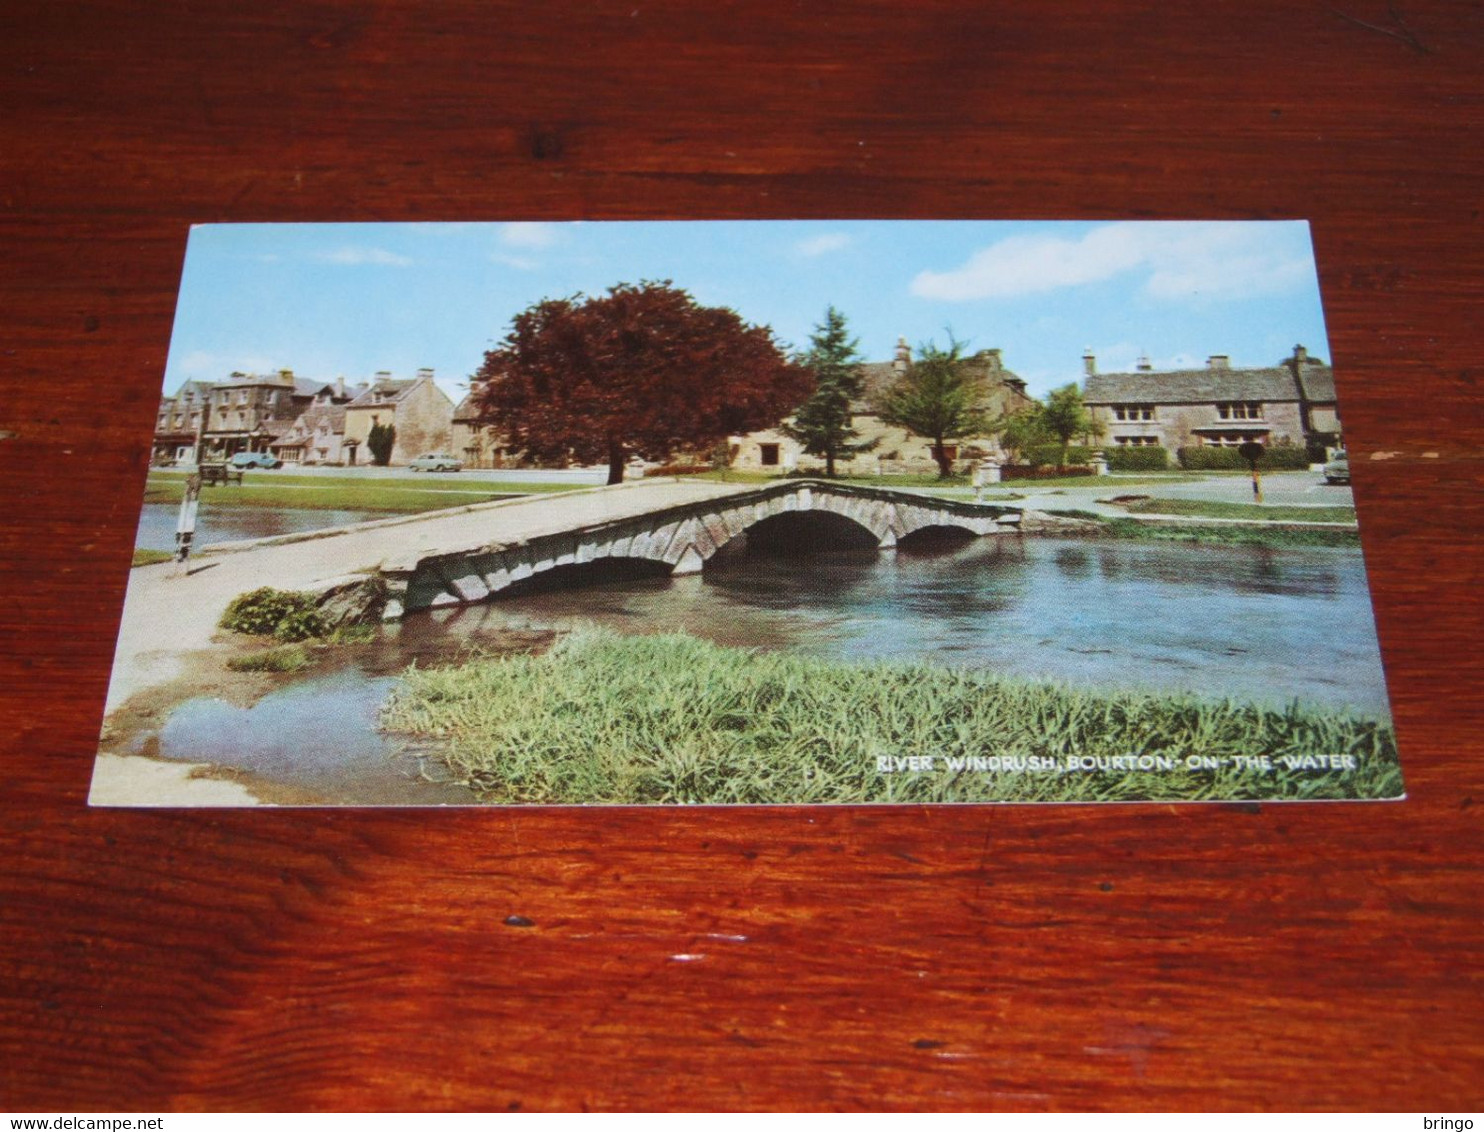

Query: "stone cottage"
left=341, top=369, right=456, bottom=466
left=731, top=340, right=1036, bottom=475
left=1082, top=345, right=1338, bottom=457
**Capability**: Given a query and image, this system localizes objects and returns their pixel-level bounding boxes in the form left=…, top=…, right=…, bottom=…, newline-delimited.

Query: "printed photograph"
left=90, top=220, right=1402, bottom=806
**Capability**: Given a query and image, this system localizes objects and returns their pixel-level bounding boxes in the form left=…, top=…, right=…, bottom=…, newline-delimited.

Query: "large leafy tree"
left=782, top=306, right=877, bottom=477
left=474, top=281, right=814, bottom=484
left=1040, top=382, right=1102, bottom=467
left=875, top=334, right=990, bottom=478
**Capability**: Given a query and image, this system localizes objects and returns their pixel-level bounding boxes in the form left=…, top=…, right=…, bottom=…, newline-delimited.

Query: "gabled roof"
left=1085, top=366, right=1307, bottom=404
left=347, top=379, right=418, bottom=408
left=1294, top=365, right=1336, bottom=402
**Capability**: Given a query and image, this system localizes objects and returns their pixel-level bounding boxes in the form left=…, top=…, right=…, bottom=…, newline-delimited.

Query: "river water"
left=139, top=533, right=1392, bottom=803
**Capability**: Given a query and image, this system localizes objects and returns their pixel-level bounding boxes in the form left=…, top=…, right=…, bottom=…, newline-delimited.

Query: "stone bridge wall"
left=380, top=480, right=1079, bottom=619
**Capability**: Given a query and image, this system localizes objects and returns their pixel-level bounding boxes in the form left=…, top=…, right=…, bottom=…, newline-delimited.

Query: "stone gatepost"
left=1091, top=450, right=1109, bottom=476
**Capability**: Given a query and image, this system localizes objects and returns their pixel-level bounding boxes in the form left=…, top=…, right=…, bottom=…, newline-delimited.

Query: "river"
left=133, top=534, right=1392, bottom=803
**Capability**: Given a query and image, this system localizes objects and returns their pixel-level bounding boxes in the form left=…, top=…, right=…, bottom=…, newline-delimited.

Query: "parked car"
left=229, top=451, right=282, bottom=469
left=409, top=452, right=463, bottom=472
left=1322, top=450, right=1350, bottom=485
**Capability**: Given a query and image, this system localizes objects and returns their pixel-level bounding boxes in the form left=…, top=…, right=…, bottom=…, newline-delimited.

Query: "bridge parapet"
left=379, top=479, right=1078, bottom=620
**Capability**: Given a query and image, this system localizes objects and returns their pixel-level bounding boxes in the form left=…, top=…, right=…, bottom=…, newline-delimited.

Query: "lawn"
left=144, top=471, right=586, bottom=514
left=1118, top=497, right=1357, bottom=523
left=382, top=629, right=1400, bottom=805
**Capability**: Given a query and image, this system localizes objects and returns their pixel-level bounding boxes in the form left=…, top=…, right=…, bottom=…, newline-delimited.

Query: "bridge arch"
left=390, top=480, right=1026, bottom=616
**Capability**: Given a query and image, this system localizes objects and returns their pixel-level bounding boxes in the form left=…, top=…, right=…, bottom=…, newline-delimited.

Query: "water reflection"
left=413, top=535, right=1388, bottom=718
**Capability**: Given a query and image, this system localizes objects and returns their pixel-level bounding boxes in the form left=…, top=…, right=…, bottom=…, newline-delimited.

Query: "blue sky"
left=164, top=220, right=1331, bottom=402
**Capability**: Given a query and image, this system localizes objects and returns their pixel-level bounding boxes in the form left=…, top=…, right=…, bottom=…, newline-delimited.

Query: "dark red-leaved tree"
left=473, top=281, right=814, bottom=484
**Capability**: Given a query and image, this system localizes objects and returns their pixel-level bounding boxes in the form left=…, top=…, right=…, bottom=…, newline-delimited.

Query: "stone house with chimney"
left=731, top=339, right=1036, bottom=474
left=341, top=369, right=455, bottom=466
left=1081, top=345, right=1338, bottom=459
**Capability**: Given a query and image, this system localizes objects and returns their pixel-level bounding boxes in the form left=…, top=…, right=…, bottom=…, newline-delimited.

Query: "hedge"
left=1023, top=443, right=1092, bottom=467
left=1105, top=446, right=1171, bottom=471
left=1177, top=443, right=1312, bottom=471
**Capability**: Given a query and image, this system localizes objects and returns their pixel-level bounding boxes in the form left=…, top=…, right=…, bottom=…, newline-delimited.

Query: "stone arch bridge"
left=380, top=479, right=1073, bottom=620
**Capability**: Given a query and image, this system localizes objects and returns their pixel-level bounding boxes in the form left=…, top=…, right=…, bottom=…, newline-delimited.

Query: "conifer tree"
left=782, top=306, right=876, bottom=477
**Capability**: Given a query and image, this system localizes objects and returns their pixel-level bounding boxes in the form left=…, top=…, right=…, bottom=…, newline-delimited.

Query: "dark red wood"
left=1, top=0, right=1480, bottom=1111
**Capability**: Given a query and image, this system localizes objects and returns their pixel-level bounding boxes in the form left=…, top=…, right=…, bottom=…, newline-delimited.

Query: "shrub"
left=1025, top=443, right=1092, bottom=467
left=1177, top=443, right=1312, bottom=470
left=1177, top=446, right=1246, bottom=470
left=1105, top=445, right=1171, bottom=472
left=220, top=587, right=325, bottom=640
left=1001, top=465, right=1095, bottom=480
left=642, top=463, right=712, bottom=478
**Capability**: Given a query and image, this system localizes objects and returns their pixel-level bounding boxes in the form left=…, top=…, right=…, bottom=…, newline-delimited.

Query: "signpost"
left=174, top=402, right=209, bottom=575
left=1237, top=440, right=1266, bottom=504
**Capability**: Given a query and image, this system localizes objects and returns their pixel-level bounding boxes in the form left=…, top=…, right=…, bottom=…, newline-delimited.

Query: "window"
left=1114, top=404, right=1156, bottom=421
left=1217, top=402, right=1262, bottom=420
left=1116, top=436, right=1158, bottom=446
left=237, top=390, right=249, bottom=406
left=759, top=443, right=780, bottom=466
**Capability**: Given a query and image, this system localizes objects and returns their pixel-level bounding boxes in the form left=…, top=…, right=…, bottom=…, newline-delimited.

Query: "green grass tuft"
left=226, top=644, right=312, bottom=673
left=381, top=629, right=1401, bottom=805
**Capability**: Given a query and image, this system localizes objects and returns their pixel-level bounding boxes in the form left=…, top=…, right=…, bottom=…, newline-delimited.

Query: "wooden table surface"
left=2, top=0, right=1481, bottom=1112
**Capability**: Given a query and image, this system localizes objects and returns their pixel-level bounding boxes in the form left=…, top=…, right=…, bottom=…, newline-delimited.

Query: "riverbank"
left=382, top=629, right=1402, bottom=805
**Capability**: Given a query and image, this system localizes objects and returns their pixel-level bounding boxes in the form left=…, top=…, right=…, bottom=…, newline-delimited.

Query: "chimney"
left=335, top=376, right=346, bottom=398
left=1082, top=349, right=1096, bottom=377
left=1293, top=344, right=1308, bottom=366
left=1207, top=354, right=1230, bottom=369
left=893, top=337, right=911, bottom=375
left=1136, top=354, right=1152, bottom=372
left=375, top=370, right=392, bottom=381
left=417, top=367, right=434, bottom=382
left=278, top=368, right=294, bottom=382
left=985, top=347, right=1002, bottom=372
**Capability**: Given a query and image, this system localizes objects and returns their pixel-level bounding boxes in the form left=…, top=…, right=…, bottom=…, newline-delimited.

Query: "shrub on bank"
left=1024, top=443, right=1092, bottom=467
left=219, top=587, right=326, bottom=641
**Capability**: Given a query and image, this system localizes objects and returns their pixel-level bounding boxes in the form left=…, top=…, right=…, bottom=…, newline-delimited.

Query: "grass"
left=381, top=629, right=1401, bottom=805
left=144, top=471, right=585, bottom=514
left=226, top=644, right=312, bottom=673
left=1095, top=518, right=1360, bottom=548
left=1118, top=497, right=1357, bottom=523
left=132, top=548, right=173, bottom=568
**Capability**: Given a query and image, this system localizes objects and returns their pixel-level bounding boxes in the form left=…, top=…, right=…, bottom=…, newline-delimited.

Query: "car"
left=409, top=452, right=463, bottom=472
left=229, top=451, right=282, bottom=469
left=1322, top=450, right=1350, bottom=485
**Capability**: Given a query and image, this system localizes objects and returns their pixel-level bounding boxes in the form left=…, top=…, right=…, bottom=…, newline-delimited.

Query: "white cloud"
left=795, top=232, right=853, bottom=258
left=499, top=222, right=562, bottom=250
left=910, top=222, right=1311, bottom=302
left=315, top=246, right=413, bottom=267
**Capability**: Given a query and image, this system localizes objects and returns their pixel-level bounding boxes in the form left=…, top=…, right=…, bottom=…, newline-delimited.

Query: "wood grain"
left=1, top=0, right=1481, bottom=1111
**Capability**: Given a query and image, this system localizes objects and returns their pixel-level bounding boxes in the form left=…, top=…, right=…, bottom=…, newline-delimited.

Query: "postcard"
left=90, top=220, right=1402, bottom=806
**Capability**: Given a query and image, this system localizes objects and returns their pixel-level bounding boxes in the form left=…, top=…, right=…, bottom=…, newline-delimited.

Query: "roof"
left=1294, top=364, right=1336, bottom=402
left=854, top=350, right=1029, bottom=412
left=1084, top=365, right=1315, bottom=404
left=453, top=392, right=482, bottom=421
left=347, top=379, right=418, bottom=408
